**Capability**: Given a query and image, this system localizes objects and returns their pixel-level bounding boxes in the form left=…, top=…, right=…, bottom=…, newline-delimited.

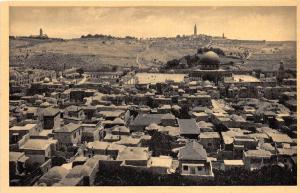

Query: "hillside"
left=9, top=37, right=296, bottom=71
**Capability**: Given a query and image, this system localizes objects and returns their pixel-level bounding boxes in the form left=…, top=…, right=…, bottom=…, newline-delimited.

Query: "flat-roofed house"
left=103, top=133, right=121, bottom=142
left=148, top=155, right=178, bottom=174
left=9, top=151, right=29, bottom=176
left=26, top=107, right=39, bottom=120
left=243, top=149, right=272, bottom=171
left=221, top=160, right=244, bottom=171
left=70, top=89, right=85, bottom=103
left=86, top=141, right=110, bottom=157
left=157, top=105, right=172, bottom=114
left=9, top=123, right=40, bottom=144
left=233, top=136, right=258, bottom=159
left=117, top=147, right=150, bottom=166
left=99, top=110, right=124, bottom=121
left=85, top=141, right=126, bottom=160
left=81, top=123, right=103, bottom=142
left=161, top=113, right=177, bottom=126
left=111, top=126, right=130, bottom=136
left=43, top=107, right=61, bottom=130
left=115, top=136, right=141, bottom=147
left=149, top=155, right=178, bottom=174
left=197, top=121, right=215, bottom=132
left=105, top=118, right=125, bottom=128
left=53, top=123, right=82, bottom=148
left=276, top=147, right=297, bottom=169
left=65, top=105, right=85, bottom=119
left=268, top=133, right=293, bottom=147
left=198, top=132, right=221, bottom=153
left=106, top=143, right=126, bottom=160
left=19, top=138, right=57, bottom=165
left=82, top=106, right=97, bottom=120
left=192, top=112, right=209, bottom=122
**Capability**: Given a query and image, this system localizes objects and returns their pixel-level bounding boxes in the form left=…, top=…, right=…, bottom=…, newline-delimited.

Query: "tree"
left=179, top=104, right=190, bottom=119
left=51, top=156, right=67, bottom=167
left=25, top=162, right=40, bottom=173
left=148, top=131, right=177, bottom=156
left=111, top=66, right=118, bottom=72
left=76, top=68, right=84, bottom=77
left=215, top=123, right=228, bottom=132
left=94, top=165, right=296, bottom=186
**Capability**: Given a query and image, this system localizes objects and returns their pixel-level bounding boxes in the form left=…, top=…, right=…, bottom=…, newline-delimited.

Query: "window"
left=183, top=165, right=188, bottom=171
left=73, top=132, right=76, bottom=138
left=197, top=166, right=203, bottom=171
left=190, top=167, right=196, bottom=174
left=250, top=158, right=261, bottom=164
left=263, top=159, right=270, bottom=164
left=208, top=143, right=212, bottom=147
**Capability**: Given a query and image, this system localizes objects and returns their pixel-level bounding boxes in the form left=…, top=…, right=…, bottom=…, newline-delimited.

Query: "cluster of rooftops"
left=9, top=61, right=296, bottom=185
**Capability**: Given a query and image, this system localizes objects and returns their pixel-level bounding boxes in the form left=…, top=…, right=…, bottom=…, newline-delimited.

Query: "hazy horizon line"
left=10, top=32, right=296, bottom=42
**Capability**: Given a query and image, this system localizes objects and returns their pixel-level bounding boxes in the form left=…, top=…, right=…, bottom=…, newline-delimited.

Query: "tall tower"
left=39, top=28, right=43, bottom=37
left=194, top=24, right=197, bottom=36
left=277, top=60, right=285, bottom=84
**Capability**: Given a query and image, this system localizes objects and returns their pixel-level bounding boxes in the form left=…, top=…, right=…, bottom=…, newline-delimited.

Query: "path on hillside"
left=77, top=74, right=88, bottom=85
left=136, top=43, right=151, bottom=69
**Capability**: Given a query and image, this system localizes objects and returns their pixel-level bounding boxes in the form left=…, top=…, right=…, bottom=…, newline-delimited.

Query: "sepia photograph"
left=0, top=0, right=298, bottom=191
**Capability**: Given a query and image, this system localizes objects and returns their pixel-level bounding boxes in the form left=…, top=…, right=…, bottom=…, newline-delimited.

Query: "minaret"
left=194, top=24, right=197, bottom=36
left=40, top=28, right=43, bottom=37
left=222, top=33, right=225, bottom=39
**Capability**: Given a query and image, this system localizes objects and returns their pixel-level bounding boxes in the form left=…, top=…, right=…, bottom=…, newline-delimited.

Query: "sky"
left=9, top=6, right=297, bottom=41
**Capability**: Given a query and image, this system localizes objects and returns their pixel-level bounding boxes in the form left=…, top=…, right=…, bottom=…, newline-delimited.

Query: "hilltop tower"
left=40, top=28, right=43, bottom=37
left=277, top=60, right=285, bottom=84
left=194, top=24, right=197, bottom=36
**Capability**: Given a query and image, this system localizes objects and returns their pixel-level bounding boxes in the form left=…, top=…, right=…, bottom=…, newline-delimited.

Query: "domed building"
left=190, top=51, right=231, bottom=83
left=9, top=69, right=25, bottom=87
left=199, top=51, right=220, bottom=70
left=36, top=166, right=69, bottom=186
left=40, top=101, right=51, bottom=108
left=65, top=165, right=91, bottom=179
left=9, top=69, right=21, bottom=80
left=43, top=77, right=50, bottom=83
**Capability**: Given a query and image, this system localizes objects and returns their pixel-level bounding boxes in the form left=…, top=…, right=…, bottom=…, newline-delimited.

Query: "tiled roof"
left=178, top=141, right=207, bottom=161
left=130, top=114, right=162, bottom=127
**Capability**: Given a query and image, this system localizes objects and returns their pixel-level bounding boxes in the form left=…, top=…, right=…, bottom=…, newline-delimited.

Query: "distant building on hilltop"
left=29, top=28, right=48, bottom=39
left=194, top=24, right=197, bottom=36
left=40, top=28, right=43, bottom=37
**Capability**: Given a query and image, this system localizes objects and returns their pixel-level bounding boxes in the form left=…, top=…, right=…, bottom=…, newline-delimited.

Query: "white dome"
left=43, top=77, right=50, bottom=83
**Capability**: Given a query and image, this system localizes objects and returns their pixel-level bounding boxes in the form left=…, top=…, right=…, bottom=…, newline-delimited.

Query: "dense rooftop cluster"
left=9, top=41, right=297, bottom=186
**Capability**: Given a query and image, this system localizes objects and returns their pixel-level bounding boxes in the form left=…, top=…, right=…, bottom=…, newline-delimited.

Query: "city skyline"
left=10, top=6, right=296, bottom=41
